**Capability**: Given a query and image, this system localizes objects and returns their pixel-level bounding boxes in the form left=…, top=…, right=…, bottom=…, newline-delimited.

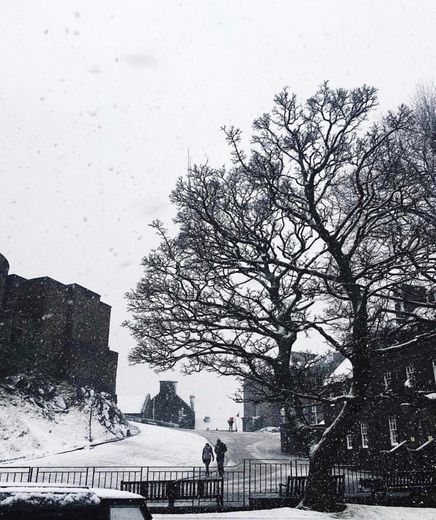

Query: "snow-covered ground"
left=0, top=403, right=118, bottom=463
left=153, top=504, right=436, bottom=520
left=201, top=430, right=285, bottom=465
left=0, top=375, right=132, bottom=463
left=13, top=422, right=207, bottom=467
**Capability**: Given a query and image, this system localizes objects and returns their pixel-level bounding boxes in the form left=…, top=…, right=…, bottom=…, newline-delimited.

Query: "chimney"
left=189, top=395, right=195, bottom=411
left=159, top=381, right=177, bottom=396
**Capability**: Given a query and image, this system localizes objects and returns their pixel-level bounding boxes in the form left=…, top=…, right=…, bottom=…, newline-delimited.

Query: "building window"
left=360, top=422, right=369, bottom=448
left=383, top=372, right=392, bottom=391
left=405, top=364, right=415, bottom=384
left=417, top=418, right=424, bottom=444
left=432, top=359, right=436, bottom=383
left=388, top=417, right=398, bottom=446
left=346, top=434, right=353, bottom=450
left=311, top=405, right=318, bottom=425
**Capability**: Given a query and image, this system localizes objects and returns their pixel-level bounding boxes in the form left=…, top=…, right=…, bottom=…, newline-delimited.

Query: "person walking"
left=227, top=417, right=234, bottom=432
left=202, top=442, right=214, bottom=476
left=214, top=439, right=227, bottom=477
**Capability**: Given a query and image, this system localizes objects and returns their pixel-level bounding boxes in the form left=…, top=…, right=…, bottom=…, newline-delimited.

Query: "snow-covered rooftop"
left=0, top=484, right=143, bottom=500
left=323, top=358, right=353, bottom=385
left=0, top=489, right=100, bottom=509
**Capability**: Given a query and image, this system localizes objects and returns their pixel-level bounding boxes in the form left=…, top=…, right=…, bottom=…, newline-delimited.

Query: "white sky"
left=0, top=1, right=435, bottom=429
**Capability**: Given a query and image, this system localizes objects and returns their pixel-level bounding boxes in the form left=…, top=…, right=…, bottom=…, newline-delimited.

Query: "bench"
left=279, top=474, right=345, bottom=501
left=120, top=478, right=224, bottom=507
left=360, top=470, right=436, bottom=500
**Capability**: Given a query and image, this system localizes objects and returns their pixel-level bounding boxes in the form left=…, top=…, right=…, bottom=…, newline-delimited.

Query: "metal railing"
left=0, top=460, right=408, bottom=506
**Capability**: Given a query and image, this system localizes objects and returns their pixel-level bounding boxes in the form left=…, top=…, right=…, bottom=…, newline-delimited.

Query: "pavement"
left=196, top=429, right=288, bottom=465
left=9, top=424, right=288, bottom=468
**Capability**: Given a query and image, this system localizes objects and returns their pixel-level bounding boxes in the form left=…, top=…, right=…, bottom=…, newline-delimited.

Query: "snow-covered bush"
left=1, top=373, right=68, bottom=419
left=0, top=373, right=136, bottom=462
left=78, top=386, right=132, bottom=437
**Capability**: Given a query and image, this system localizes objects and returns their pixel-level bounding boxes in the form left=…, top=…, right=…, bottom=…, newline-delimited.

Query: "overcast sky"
left=0, top=1, right=435, bottom=429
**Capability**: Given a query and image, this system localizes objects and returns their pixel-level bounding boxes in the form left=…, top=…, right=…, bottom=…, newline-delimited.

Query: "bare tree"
left=225, top=83, right=436, bottom=509
left=413, top=83, right=436, bottom=155
left=126, top=83, right=436, bottom=511
left=126, top=164, right=325, bottom=431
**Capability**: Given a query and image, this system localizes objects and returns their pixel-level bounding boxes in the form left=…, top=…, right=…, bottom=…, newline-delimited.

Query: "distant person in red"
left=214, top=439, right=227, bottom=477
left=202, top=442, right=214, bottom=476
left=227, top=417, right=234, bottom=432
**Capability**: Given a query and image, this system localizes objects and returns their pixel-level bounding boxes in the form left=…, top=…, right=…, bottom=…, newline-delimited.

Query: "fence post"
left=27, top=467, right=33, bottom=483
left=192, top=467, right=196, bottom=507
left=248, top=459, right=251, bottom=503
left=91, top=467, right=96, bottom=487
left=242, top=459, right=246, bottom=507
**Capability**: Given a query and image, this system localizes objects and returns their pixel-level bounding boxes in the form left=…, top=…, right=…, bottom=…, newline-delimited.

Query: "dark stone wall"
left=0, top=276, right=71, bottom=378
left=0, top=253, right=9, bottom=305
left=67, top=343, right=118, bottom=395
left=67, top=284, right=111, bottom=350
left=0, top=254, right=118, bottom=395
left=242, top=382, right=282, bottom=432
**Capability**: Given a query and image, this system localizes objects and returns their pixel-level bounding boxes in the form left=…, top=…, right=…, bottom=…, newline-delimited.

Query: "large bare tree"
left=126, top=83, right=436, bottom=511
left=126, top=164, right=325, bottom=424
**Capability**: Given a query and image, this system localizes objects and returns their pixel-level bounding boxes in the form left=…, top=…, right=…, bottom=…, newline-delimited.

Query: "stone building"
left=242, top=381, right=282, bottom=432
left=243, top=351, right=344, bottom=432
left=0, top=252, right=118, bottom=394
left=279, top=338, right=436, bottom=466
left=139, top=381, right=195, bottom=429
left=324, top=339, right=436, bottom=468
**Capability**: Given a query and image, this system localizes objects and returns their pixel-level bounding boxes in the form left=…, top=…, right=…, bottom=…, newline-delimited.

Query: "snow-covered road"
left=19, top=422, right=206, bottom=467
left=12, top=423, right=288, bottom=468
left=200, top=430, right=286, bottom=465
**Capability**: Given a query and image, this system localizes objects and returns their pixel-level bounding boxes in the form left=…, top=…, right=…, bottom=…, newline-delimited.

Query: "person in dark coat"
left=214, top=439, right=227, bottom=477
left=202, top=442, right=214, bottom=476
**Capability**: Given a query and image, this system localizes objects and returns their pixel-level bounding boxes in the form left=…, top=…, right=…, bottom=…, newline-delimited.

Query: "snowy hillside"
left=0, top=374, right=134, bottom=463
left=22, top=422, right=208, bottom=467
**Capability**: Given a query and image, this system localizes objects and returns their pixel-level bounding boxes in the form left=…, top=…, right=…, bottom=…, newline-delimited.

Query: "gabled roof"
left=323, top=358, right=353, bottom=385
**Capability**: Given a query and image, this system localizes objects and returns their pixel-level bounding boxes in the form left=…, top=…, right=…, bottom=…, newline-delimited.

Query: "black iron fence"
left=0, top=460, right=409, bottom=506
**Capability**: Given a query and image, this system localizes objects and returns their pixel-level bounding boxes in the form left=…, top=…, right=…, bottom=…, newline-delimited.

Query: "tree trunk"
left=300, top=395, right=361, bottom=511
left=301, top=442, right=340, bottom=511
left=283, top=401, right=312, bottom=457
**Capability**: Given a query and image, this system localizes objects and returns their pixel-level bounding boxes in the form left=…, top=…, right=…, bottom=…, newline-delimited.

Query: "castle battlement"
left=0, top=253, right=118, bottom=395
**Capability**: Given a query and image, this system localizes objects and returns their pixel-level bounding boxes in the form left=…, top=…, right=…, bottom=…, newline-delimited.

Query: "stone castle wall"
left=0, top=253, right=118, bottom=395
